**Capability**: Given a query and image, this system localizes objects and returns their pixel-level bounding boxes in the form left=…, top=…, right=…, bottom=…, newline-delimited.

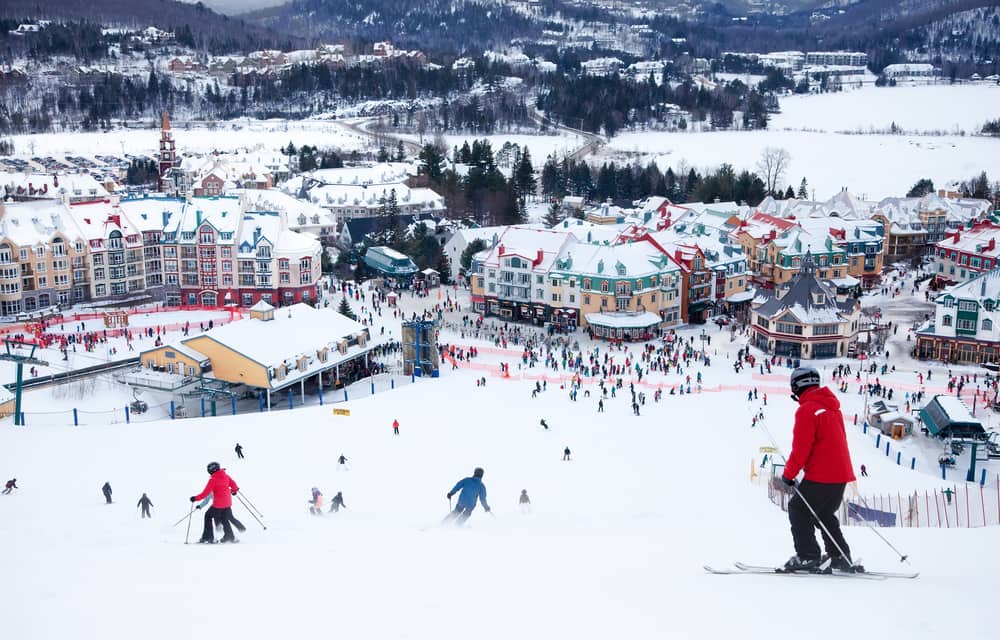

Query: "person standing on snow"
left=102, top=482, right=113, bottom=504
left=392, top=419, right=400, bottom=435
left=519, top=489, right=531, bottom=514
left=338, top=454, right=348, bottom=469
left=781, top=367, right=861, bottom=573
left=3, top=478, right=17, bottom=494
left=563, top=447, right=571, bottom=461
left=137, top=493, right=154, bottom=518
left=235, top=443, right=244, bottom=459
left=190, top=462, right=240, bottom=544
left=329, top=491, right=346, bottom=513
left=445, top=467, right=490, bottom=524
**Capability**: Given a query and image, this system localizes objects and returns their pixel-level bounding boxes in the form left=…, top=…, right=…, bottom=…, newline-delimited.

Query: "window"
left=983, top=319, right=993, bottom=331
left=93, top=255, right=104, bottom=266
left=538, top=275, right=545, bottom=284
left=568, top=280, right=575, bottom=288
left=957, top=319, right=975, bottom=331
left=600, top=281, right=609, bottom=293
left=814, top=324, right=839, bottom=336
left=583, top=278, right=591, bottom=289
left=569, top=294, right=575, bottom=303
left=583, top=295, right=590, bottom=305
left=95, top=284, right=106, bottom=297
left=942, top=315, right=952, bottom=327
left=958, top=301, right=977, bottom=312
left=221, top=247, right=231, bottom=258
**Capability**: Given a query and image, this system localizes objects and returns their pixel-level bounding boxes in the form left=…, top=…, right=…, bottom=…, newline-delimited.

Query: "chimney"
left=953, top=231, right=960, bottom=244
left=990, top=238, right=996, bottom=251
left=253, top=226, right=262, bottom=244
left=536, top=249, right=543, bottom=264
left=498, top=244, right=505, bottom=256
left=53, top=175, right=59, bottom=188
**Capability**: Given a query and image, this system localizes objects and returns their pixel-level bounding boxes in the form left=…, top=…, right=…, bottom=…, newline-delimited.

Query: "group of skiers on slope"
left=308, top=488, right=346, bottom=515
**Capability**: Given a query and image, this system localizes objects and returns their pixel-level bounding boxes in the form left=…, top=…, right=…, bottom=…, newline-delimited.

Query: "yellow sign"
left=332, top=408, right=351, bottom=416
left=759, top=446, right=778, bottom=453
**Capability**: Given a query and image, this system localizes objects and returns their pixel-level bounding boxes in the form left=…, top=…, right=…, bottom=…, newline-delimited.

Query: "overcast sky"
left=181, top=0, right=288, bottom=15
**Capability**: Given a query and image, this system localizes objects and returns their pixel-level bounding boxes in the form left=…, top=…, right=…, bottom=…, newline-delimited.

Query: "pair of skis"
left=705, top=562, right=918, bottom=580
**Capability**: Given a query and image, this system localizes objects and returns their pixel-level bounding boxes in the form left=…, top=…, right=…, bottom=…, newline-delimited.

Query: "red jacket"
left=782, top=386, right=855, bottom=484
left=195, top=469, right=239, bottom=509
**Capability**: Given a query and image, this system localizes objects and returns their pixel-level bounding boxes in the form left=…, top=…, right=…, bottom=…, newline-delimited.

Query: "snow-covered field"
left=602, top=129, right=998, bottom=200
left=772, top=84, right=1000, bottom=134
left=0, top=281, right=997, bottom=640
left=9, top=119, right=370, bottom=158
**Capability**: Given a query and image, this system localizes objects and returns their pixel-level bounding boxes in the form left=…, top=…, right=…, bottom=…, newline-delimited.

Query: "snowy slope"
left=1, top=337, right=997, bottom=639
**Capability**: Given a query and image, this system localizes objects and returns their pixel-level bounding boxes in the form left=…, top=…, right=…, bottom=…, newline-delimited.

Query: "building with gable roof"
left=69, top=199, right=147, bottom=302
left=917, top=268, right=1000, bottom=364
left=750, top=253, right=861, bottom=359
left=930, top=221, right=1000, bottom=286
left=0, top=200, right=89, bottom=315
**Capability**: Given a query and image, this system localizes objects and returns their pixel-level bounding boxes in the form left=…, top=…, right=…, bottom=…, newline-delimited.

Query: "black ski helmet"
left=473, top=467, right=484, bottom=478
left=207, top=461, right=221, bottom=474
left=790, top=367, right=821, bottom=399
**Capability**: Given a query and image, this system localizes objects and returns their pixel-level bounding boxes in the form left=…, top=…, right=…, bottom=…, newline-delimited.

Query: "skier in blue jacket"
left=445, top=467, right=491, bottom=524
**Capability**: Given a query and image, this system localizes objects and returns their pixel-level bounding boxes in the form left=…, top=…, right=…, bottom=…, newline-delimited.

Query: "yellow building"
left=140, top=301, right=374, bottom=407
left=0, top=386, right=14, bottom=419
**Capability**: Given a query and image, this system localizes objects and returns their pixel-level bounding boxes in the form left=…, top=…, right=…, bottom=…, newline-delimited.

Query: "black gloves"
left=782, top=477, right=796, bottom=488
left=189, top=496, right=196, bottom=502
left=446, top=492, right=454, bottom=499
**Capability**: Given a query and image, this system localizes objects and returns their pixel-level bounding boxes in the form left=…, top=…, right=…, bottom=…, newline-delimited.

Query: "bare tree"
left=756, top=147, right=791, bottom=196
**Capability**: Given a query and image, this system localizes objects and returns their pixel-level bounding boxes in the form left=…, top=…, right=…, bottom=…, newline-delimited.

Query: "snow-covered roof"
left=0, top=199, right=85, bottom=247
left=934, top=396, right=978, bottom=424
left=189, top=303, right=372, bottom=388
left=484, top=227, right=576, bottom=272
left=754, top=254, right=857, bottom=324
left=68, top=200, right=142, bottom=242
left=937, top=268, right=1000, bottom=302
left=936, top=222, right=1000, bottom=258
left=585, top=311, right=661, bottom=328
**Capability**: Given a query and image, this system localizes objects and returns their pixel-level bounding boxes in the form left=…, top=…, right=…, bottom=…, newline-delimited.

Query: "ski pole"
left=173, top=507, right=197, bottom=528
left=236, top=490, right=264, bottom=518
left=855, top=494, right=911, bottom=563
left=758, top=421, right=858, bottom=570
left=237, top=493, right=267, bottom=530
left=184, top=503, right=195, bottom=544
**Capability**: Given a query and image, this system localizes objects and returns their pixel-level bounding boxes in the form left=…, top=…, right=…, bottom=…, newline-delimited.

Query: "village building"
left=930, top=220, right=1000, bottom=286
left=750, top=253, right=861, bottom=359
left=139, top=301, right=376, bottom=407
left=917, top=268, right=1000, bottom=364
left=363, top=246, right=418, bottom=288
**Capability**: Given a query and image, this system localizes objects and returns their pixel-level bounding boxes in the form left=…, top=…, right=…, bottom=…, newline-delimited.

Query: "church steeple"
left=158, top=111, right=177, bottom=193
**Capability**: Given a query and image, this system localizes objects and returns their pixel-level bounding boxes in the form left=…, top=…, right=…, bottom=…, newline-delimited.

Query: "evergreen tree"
left=514, top=149, right=537, bottom=202
left=460, top=239, right=488, bottom=274
left=418, top=144, right=445, bottom=183
left=337, top=297, right=356, bottom=320
left=544, top=201, right=563, bottom=227
left=395, top=140, right=406, bottom=162
left=540, top=155, right=561, bottom=198
left=906, top=178, right=935, bottom=198
left=797, top=178, right=809, bottom=199
left=784, top=185, right=796, bottom=199
left=377, top=146, right=390, bottom=162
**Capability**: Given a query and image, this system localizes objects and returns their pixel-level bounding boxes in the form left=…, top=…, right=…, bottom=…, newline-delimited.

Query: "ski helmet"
left=473, top=467, right=484, bottom=478
left=206, top=461, right=221, bottom=474
left=790, top=367, right=821, bottom=399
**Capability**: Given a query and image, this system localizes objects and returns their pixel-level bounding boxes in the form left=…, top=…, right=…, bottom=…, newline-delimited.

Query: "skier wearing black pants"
left=102, top=482, right=113, bottom=504
left=137, top=493, right=154, bottom=518
left=782, top=367, right=862, bottom=573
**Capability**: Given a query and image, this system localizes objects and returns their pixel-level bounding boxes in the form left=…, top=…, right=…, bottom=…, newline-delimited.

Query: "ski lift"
left=129, top=387, right=148, bottom=414
left=937, top=454, right=956, bottom=467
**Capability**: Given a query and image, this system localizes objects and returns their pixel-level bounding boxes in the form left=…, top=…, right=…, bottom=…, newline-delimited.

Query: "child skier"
left=309, top=487, right=324, bottom=515
left=519, top=489, right=531, bottom=514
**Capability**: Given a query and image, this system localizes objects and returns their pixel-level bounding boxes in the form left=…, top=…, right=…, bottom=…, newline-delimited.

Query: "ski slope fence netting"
left=766, top=476, right=1000, bottom=528
left=0, top=306, right=244, bottom=342
left=10, top=371, right=413, bottom=427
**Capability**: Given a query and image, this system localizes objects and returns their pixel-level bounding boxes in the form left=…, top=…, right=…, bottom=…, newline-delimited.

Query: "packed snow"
left=1, top=275, right=998, bottom=640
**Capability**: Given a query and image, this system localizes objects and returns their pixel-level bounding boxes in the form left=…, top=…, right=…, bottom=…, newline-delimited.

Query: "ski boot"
left=826, top=555, right=865, bottom=573
left=780, top=555, right=822, bottom=573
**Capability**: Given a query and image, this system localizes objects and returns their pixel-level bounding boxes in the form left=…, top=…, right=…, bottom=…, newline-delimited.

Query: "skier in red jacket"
left=781, top=367, right=861, bottom=573
left=190, top=462, right=240, bottom=543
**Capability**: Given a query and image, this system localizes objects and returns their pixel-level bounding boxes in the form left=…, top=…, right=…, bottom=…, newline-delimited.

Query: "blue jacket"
left=450, top=477, right=489, bottom=511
